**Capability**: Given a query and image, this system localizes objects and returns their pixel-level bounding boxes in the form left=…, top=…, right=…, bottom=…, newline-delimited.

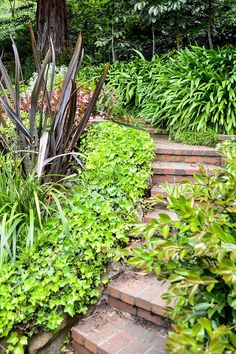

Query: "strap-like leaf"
left=29, top=22, right=41, bottom=72
left=37, top=131, right=49, bottom=178
left=0, top=97, right=31, bottom=141
left=30, top=48, right=51, bottom=136
left=69, top=63, right=110, bottom=150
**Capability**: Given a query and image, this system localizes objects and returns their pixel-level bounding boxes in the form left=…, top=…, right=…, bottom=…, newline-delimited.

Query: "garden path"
left=72, top=132, right=222, bottom=354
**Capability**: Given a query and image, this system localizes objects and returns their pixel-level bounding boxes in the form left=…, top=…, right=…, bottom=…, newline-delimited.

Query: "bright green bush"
left=169, top=128, right=217, bottom=147
left=129, top=140, right=236, bottom=353
left=0, top=122, right=154, bottom=350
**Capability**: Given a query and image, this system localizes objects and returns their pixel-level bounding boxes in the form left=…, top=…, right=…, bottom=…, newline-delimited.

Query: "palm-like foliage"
left=139, top=46, right=236, bottom=134
left=0, top=30, right=109, bottom=180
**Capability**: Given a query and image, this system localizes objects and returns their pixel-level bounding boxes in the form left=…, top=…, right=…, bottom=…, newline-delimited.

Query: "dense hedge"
left=0, top=122, right=154, bottom=351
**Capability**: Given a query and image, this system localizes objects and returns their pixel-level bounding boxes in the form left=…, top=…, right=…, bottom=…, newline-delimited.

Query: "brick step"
left=72, top=304, right=167, bottom=354
left=144, top=128, right=168, bottom=138
left=144, top=209, right=179, bottom=223
left=152, top=161, right=217, bottom=183
left=154, top=139, right=221, bottom=165
left=107, top=272, right=170, bottom=327
left=151, top=185, right=169, bottom=198
left=218, top=134, right=236, bottom=142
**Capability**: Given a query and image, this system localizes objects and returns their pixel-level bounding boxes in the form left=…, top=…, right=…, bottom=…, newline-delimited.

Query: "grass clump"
left=169, top=129, right=217, bottom=147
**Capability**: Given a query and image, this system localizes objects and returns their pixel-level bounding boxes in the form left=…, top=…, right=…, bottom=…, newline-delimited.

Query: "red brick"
left=120, top=291, right=135, bottom=305
left=73, top=341, right=92, bottom=354
left=136, top=308, right=168, bottom=327
left=118, top=338, right=153, bottom=354
left=136, top=285, right=168, bottom=313
left=173, top=168, right=187, bottom=175
left=107, top=285, right=121, bottom=299
left=72, top=328, right=86, bottom=345
left=108, top=278, right=149, bottom=304
left=151, top=303, right=165, bottom=317
left=84, top=338, right=97, bottom=353
left=99, top=330, right=135, bottom=353
left=153, top=175, right=175, bottom=183
left=86, top=321, right=122, bottom=346
left=156, top=155, right=184, bottom=162
left=174, top=176, right=195, bottom=183
left=184, top=156, right=220, bottom=165
left=108, top=296, right=136, bottom=315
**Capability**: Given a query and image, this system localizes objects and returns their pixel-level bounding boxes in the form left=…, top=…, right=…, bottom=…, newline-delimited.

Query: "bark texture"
left=36, top=0, right=68, bottom=54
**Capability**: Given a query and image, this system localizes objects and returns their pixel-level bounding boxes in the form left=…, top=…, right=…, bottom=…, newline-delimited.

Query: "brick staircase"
left=145, top=136, right=221, bottom=224
left=72, top=272, right=169, bottom=354
left=72, top=132, right=221, bottom=354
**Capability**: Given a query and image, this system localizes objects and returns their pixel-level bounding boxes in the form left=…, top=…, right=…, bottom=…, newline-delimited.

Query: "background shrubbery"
left=93, top=46, right=236, bottom=135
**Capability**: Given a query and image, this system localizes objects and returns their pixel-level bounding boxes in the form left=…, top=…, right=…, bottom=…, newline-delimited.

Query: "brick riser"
left=108, top=294, right=169, bottom=328
left=107, top=275, right=171, bottom=329
left=153, top=175, right=195, bottom=183
left=155, top=154, right=221, bottom=166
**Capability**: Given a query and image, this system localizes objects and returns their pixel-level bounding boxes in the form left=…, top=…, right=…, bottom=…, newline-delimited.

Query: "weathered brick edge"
left=107, top=286, right=170, bottom=328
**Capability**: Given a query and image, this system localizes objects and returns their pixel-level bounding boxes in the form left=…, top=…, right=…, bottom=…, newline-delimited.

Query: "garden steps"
left=153, top=139, right=222, bottom=166
left=72, top=272, right=170, bottom=354
left=144, top=138, right=220, bottom=224
left=107, top=272, right=171, bottom=326
left=152, top=161, right=217, bottom=183
left=72, top=304, right=167, bottom=354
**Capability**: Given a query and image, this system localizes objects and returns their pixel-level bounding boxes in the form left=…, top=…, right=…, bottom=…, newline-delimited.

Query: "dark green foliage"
left=169, top=129, right=217, bottom=147
left=140, top=47, right=236, bottom=134
left=0, top=122, right=154, bottom=347
left=129, top=140, right=236, bottom=353
left=103, top=46, right=236, bottom=134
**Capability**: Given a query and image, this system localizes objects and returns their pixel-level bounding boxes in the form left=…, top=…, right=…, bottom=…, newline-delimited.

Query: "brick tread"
left=152, top=161, right=217, bottom=176
left=154, top=139, right=220, bottom=156
left=107, top=273, right=170, bottom=317
left=72, top=305, right=167, bottom=354
left=144, top=209, right=179, bottom=223
left=151, top=185, right=171, bottom=198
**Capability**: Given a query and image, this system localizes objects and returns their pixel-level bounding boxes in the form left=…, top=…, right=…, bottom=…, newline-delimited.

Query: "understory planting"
left=0, top=122, right=154, bottom=352
left=129, top=140, right=236, bottom=353
left=88, top=46, right=236, bottom=135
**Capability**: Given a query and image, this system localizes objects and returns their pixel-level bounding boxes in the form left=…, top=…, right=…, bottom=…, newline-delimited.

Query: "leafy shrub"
left=77, top=59, right=150, bottom=119
left=169, top=128, right=217, bottom=147
left=0, top=122, right=154, bottom=349
left=129, top=140, right=236, bottom=353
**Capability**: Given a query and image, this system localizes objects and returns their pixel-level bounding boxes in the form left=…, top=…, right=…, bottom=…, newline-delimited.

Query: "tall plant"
left=0, top=30, right=109, bottom=180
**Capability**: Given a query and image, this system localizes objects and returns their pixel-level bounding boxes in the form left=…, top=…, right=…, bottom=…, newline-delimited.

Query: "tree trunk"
left=152, top=25, right=156, bottom=58
left=207, top=0, right=213, bottom=49
left=111, top=22, right=116, bottom=63
left=36, top=0, right=68, bottom=54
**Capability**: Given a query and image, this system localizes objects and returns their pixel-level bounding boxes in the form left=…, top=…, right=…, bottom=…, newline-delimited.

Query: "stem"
left=207, top=0, right=213, bottom=49
left=111, top=22, right=116, bottom=63
left=176, top=24, right=183, bottom=51
left=152, top=25, right=156, bottom=57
